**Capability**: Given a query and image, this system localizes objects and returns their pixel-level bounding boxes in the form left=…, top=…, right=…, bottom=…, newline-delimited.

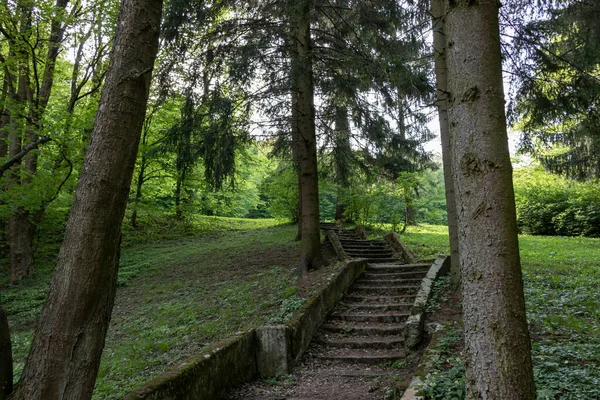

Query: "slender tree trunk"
left=0, top=305, right=12, bottom=400
left=290, top=0, right=323, bottom=277
left=432, top=0, right=460, bottom=288
left=334, top=106, right=350, bottom=221
left=7, top=18, right=35, bottom=283
left=175, top=168, right=186, bottom=220
left=404, top=192, right=415, bottom=226
left=11, top=0, right=162, bottom=398
left=445, top=1, right=536, bottom=398
left=131, top=156, right=146, bottom=228
left=290, top=89, right=302, bottom=241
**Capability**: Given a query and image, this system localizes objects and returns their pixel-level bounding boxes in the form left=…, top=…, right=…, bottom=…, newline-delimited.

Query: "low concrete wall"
left=122, top=330, right=257, bottom=400
left=401, top=323, right=448, bottom=400
left=385, top=232, right=418, bottom=264
left=123, top=259, right=368, bottom=398
left=324, top=229, right=348, bottom=260
left=404, top=255, right=450, bottom=349
left=256, top=259, right=368, bottom=376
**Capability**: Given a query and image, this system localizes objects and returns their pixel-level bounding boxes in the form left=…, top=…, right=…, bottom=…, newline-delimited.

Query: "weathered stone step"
left=322, top=321, right=404, bottom=336
left=337, top=302, right=412, bottom=313
left=366, top=263, right=430, bottom=273
left=345, top=250, right=395, bottom=257
left=349, top=253, right=396, bottom=260
left=343, top=294, right=416, bottom=304
left=350, top=285, right=419, bottom=296
left=329, top=312, right=409, bottom=323
left=352, top=278, right=423, bottom=287
left=343, top=246, right=389, bottom=252
left=339, top=239, right=386, bottom=245
left=315, top=335, right=403, bottom=350
left=317, top=348, right=406, bottom=365
left=345, top=247, right=393, bottom=254
left=366, top=258, right=401, bottom=264
left=362, top=271, right=427, bottom=280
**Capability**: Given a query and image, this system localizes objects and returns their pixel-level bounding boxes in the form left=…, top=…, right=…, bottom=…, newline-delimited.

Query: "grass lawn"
left=1, top=215, right=308, bottom=399
left=395, top=224, right=600, bottom=399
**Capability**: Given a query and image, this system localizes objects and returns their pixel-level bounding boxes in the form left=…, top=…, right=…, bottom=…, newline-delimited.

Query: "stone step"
left=350, top=285, right=419, bottom=296
left=345, top=250, right=395, bottom=256
left=316, top=348, right=406, bottom=365
left=329, top=312, right=409, bottom=323
left=366, top=263, right=430, bottom=273
left=322, top=321, right=405, bottom=336
left=348, top=253, right=396, bottom=260
left=342, top=294, right=416, bottom=304
left=342, top=244, right=390, bottom=250
left=315, top=334, right=403, bottom=350
left=352, top=278, right=423, bottom=287
left=362, top=271, right=427, bottom=280
left=339, top=239, right=386, bottom=245
left=344, top=247, right=395, bottom=254
left=337, top=302, right=412, bottom=313
left=365, top=258, right=401, bottom=264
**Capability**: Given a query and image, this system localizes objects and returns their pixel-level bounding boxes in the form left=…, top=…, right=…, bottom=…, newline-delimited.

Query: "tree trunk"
left=404, top=192, right=415, bottom=226
left=290, top=0, right=323, bottom=278
left=431, top=0, right=460, bottom=288
left=7, top=21, right=35, bottom=283
left=334, top=106, right=350, bottom=221
left=131, top=156, right=146, bottom=228
left=0, top=305, right=12, bottom=400
left=445, top=1, right=536, bottom=398
left=11, top=0, right=162, bottom=398
left=290, top=89, right=302, bottom=241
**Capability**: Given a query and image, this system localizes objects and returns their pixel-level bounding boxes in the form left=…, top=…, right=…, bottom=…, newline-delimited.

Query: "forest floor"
left=1, top=215, right=339, bottom=399
left=2, top=220, right=599, bottom=399
left=391, top=224, right=600, bottom=399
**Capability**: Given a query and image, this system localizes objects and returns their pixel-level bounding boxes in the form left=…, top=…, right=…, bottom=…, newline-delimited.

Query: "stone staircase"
left=314, top=223, right=430, bottom=364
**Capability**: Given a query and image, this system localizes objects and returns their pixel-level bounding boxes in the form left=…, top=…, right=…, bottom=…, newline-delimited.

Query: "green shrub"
left=514, top=166, right=600, bottom=237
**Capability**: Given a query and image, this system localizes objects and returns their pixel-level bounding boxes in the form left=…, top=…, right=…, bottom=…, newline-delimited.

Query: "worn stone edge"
left=122, top=329, right=257, bottom=400
left=385, top=232, right=418, bottom=264
left=258, top=258, right=368, bottom=375
left=400, top=323, right=449, bottom=400
left=122, top=259, right=368, bottom=398
left=404, top=255, right=450, bottom=349
left=324, top=229, right=349, bottom=260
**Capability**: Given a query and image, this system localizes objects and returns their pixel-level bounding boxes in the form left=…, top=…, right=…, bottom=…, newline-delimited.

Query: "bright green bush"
left=513, top=166, right=600, bottom=237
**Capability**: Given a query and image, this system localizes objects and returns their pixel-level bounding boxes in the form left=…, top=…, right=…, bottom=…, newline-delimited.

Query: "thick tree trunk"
left=290, top=0, right=323, bottom=277
left=431, top=0, right=460, bottom=288
left=0, top=305, right=12, bottom=400
left=445, top=1, right=536, bottom=398
left=11, top=0, right=162, bottom=398
left=334, top=106, right=350, bottom=221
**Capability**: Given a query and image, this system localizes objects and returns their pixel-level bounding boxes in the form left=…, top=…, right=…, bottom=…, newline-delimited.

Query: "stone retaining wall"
left=123, top=259, right=368, bottom=399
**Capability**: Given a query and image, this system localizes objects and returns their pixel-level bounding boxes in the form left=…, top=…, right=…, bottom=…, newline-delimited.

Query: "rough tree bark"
left=431, top=0, right=460, bottom=288
left=11, top=0, right=162, bottom=398
left=290, top=89, right=302, bottom=241
left=444, top=0, right=536, bottom=398
left=334, top=106, right=350, bottom=221
left=0, top=305, right=12, bottom=400
left=290, top=0, right=323, bottom=277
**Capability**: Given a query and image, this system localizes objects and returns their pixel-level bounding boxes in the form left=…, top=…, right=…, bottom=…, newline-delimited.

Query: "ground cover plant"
left=393, top=224, right=600, bottom=399
left=1, top=216, right=316, bottom=399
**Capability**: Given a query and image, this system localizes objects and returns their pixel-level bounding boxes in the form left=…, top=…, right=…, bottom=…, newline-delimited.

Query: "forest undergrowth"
left=1, top=215, right=324, bottom=399
left=395, top=224, right=600, bottom=399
